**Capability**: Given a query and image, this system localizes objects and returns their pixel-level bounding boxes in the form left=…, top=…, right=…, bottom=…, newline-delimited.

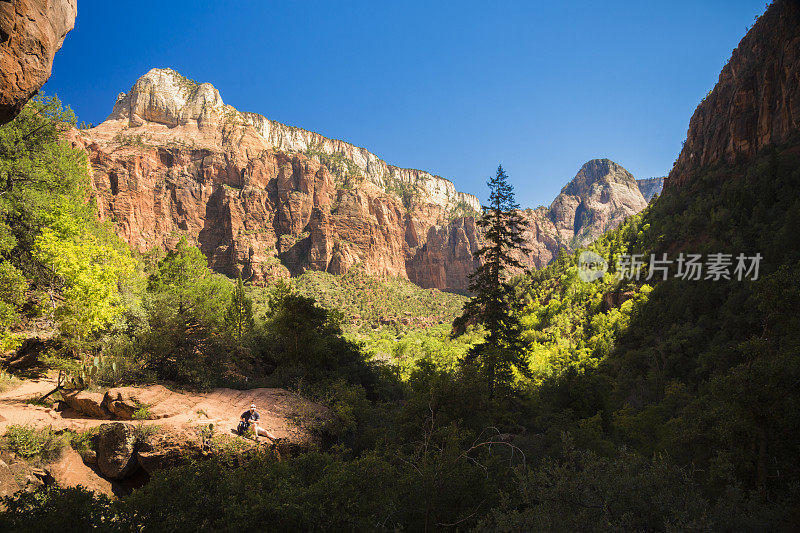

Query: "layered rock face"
left=78, top=69, right=648, bottom=291
left=408, top=159, right=648, bottom=289
left=668, top=0, right=800, bottom=188
left=75, top=68, right=479, bottom=285
left=636, top=177, right=664, bottom=202
left=0, top=0, right=77, bottom=124
left=548, top=159, right=647, bottom=248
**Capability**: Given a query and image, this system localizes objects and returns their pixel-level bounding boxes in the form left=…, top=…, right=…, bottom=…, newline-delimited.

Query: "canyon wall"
left=668, top=0, right=800, bottom=188
left=408, top=159, right=647, bottom=289
left=636, top=177, right=664, bottom=201
left=77, top=69, right=648, bottom=291
left=0, top=0, right=77, bottom=124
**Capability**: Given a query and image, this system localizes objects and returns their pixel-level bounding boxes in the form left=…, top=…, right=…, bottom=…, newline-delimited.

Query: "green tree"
left=0, top=95, right=88, bottom=272
left=225, top=273, right=255, bottom=342
left=139, top=238, right=233, bottom=387
left=34, top=202, right=134, bottom=355
left=458, top=164, right=530, bottom=397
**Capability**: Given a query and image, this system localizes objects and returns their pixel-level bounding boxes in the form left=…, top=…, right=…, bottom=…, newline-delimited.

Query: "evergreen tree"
left=225, top=273, right=255, bottom=342
left=459, top=164, right=531, bottom=397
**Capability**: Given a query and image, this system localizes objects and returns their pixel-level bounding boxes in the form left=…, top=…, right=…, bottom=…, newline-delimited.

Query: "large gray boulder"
left=96, top=423, right=138, bottom=479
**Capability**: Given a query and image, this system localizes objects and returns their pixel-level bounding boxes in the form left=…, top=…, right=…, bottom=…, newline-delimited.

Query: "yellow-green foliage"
left=34, top=202, right=135, bottom=344
left=516, top=212, right=651, bottom=382
left=358, top=324, right=484, bottom=378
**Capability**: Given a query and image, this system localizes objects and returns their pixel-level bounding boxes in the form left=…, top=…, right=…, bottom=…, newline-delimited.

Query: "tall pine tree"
left=459, top=164, right=530, bottom=397
left=225, top=273, right=255, bottom=343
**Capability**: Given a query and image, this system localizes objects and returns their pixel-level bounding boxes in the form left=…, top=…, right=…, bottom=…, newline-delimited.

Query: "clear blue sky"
left=44, top=0, right=766, bottom=208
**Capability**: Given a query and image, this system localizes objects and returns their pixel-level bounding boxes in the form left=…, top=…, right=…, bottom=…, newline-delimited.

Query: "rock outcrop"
left=548, top=159, right=647, bottom=249
left=62, top=390, right=113, bottom=419
left=409, top=159, right=648, bottom=288
left=73, top=68, right=480, bottom=286
left=97, top=422, right=138, bottom=479
left=75, top=69, right=648, bottom=291
left=668, top=0, right=800, bottom=188
left=0, top=0, right=77, bottom=124
left=636, top=177, right=664, bottom=202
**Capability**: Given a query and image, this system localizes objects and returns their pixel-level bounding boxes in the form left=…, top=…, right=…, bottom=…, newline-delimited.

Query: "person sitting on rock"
left=238, top=403, right=278, bottom=441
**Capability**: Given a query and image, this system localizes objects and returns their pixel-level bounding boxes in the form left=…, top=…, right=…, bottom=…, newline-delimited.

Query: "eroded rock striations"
left=409, top=159, right=647, bottom=288
left=0, top=0, right=77, bottom=124
left=636, top=177, right=664, bottom=202
left=76, top=69, right=648, bottom=291
left=668, top=0, right=800, bottom=188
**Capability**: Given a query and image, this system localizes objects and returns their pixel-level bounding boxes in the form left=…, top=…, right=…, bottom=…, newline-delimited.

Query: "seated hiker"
left=238, top=403, right=278, bottom=441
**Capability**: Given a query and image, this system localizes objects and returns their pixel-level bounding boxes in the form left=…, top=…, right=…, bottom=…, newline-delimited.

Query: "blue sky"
left=44, top=0, right=766, bottom=208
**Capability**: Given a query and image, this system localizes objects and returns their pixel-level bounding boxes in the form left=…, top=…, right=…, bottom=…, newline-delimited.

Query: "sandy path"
left=0, top=376, right=325, bottom=442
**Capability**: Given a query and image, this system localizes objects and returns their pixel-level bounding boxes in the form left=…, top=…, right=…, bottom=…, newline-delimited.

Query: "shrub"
left=66, top=429, right=96, bottom=453
left=0, top=370, right=21, bottom=392
left=132, top=404, right=153, bottom=420
left=3, top=425, right=65, bottom=463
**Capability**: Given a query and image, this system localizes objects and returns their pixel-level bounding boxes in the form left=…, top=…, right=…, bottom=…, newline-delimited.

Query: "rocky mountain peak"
left=74, top=71, right=650, bottom=291
left=562, top=158, right=638, bottom=197
left=108, top=68, right=225, bottom=128
left=96, top=68, right=480, bottom=214
left=548, top=159, right=647, bottom=248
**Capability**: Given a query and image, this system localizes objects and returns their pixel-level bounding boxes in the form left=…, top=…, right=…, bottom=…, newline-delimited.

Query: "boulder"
left=96, top=423, right=138, bottom=479
left=62, top=390, right=113, bottom=419
left=136, top=428, right=202, bottom=474
left=0, top=450, right=44, bottom=501
left=602, top=290, right=635, bottom=312
left=0, top=0, right=77, bottom=124
left=50, top=448, right=112, bottom=496
left=103, top=385, right=189, bottom=419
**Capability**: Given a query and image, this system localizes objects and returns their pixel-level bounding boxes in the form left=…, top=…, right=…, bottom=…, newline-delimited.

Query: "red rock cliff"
left=76, top=69, right=647, bottom=291
left=668, top=0, right=800, bottom=187
left=0, top=0, right=77, bottom=124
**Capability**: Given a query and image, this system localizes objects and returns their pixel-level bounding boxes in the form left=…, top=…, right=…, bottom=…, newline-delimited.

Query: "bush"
left=66, top=429, right=96, bottom=453
left=0, top=370, right=21, bottom=392
left=3, top=425, right=65, bottom=463
left=0, top=486, right=114, bottom=532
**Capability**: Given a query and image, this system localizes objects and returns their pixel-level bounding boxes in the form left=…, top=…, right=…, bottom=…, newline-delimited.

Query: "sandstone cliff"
left=0, top=0, right=77, bottom=124
left=408, top=159, right=647, bottom=289
left=636, top=177, right=664, bottom=202
left=668, top=0, right=800, bottom=188
left=76, top=69, right=647, bottom=291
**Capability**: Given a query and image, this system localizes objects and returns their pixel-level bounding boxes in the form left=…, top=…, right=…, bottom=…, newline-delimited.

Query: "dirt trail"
left=0, top=376, right=326, bottom=441
left=0, top=375, right=328, bottom=496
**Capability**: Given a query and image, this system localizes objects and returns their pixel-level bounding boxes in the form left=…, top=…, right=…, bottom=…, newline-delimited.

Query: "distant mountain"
left=636, top=177, right=664, bottom=202
left=69, top=69, right=648, bottom=291
left=410, top=159, right=648, bottom=289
